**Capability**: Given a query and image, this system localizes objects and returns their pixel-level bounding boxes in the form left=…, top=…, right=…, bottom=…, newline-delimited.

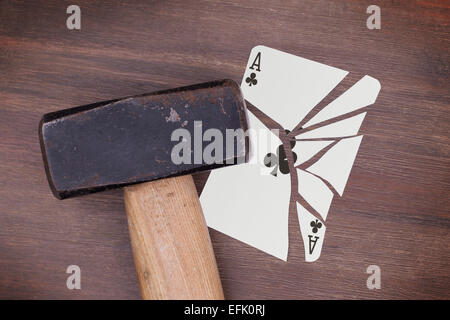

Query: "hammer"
left=39, top=79, right=249, bottom=299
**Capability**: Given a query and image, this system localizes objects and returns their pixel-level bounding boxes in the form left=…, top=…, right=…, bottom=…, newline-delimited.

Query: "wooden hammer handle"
left=124, top=175, right=224, bottom=300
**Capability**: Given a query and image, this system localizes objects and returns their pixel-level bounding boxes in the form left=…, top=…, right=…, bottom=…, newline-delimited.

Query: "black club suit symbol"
left=264, top=130, right=297, bottom=176
left=246, top=73, right=258, bottom=86
left=310, top=219, right=322, bottom=233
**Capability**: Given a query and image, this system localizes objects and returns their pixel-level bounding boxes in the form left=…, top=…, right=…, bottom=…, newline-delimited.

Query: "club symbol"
left=246, top=72, right=258, bottom=86
left=264, top=152, right=280, bottom=176
left=310, top=219, right=322, bottom=233
left=264, top=130, right=297, bottom=176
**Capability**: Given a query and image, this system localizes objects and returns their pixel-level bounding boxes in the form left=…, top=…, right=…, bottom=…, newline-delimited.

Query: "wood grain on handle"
left=123, top=175, right=224, bottom=300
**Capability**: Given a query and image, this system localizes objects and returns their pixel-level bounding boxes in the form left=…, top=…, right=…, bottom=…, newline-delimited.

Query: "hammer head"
left=39, top=80, right=248, bottom=199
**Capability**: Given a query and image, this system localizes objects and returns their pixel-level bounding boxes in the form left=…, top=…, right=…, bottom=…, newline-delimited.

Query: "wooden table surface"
left=1, top=0, right=449, bottom=299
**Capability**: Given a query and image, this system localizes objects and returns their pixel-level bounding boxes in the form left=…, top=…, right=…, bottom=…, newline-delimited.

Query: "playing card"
left=200, top=45, right=381, bottom=262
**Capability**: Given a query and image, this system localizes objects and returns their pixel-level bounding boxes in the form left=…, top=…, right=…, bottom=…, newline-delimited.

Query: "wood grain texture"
left=0, top=0, right=449, bottom=299
left=124, top=176, right=223, bottom=300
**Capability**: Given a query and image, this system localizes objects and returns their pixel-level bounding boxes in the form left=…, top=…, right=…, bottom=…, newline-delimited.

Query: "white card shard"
left=241, top=45, right=348, bottom=131
left=296, top=113, right=366, bottom=140
left=297, top=203, right=326, bottom=262
left=200, top=112, right=291, bottom=260
left=304, top=75, right=381, bottom=127
left=306, top=135, right=364, bottom=196
left=292, top=140, right=334, bottom=165
left=297, top=169, right=334, bottom=221
left=200, top=45, right=381, bottom=262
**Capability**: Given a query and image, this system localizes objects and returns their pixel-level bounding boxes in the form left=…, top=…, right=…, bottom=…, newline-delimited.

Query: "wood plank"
left=0, top=0, right=448, bottom=299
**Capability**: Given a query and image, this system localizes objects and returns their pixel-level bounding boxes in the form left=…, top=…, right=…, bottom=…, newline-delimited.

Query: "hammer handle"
left=124, top=175, right=224, bottom=300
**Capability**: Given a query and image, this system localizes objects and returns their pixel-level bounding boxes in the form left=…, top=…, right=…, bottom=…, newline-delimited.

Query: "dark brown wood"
left=0, top=0, right=449, bottom=299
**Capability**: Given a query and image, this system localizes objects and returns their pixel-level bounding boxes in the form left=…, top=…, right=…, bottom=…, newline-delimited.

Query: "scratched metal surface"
left=39, top=80, right=247, bottom=199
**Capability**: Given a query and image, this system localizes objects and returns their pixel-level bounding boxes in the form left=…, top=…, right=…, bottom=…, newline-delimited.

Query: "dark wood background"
left=0, top=0, right=449, bottom=299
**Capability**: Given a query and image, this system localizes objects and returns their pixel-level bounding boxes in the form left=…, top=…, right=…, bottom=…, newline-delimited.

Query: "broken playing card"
left=200, top=45, right=381, bottom=262
left=200, top=112, right=291, bottom=260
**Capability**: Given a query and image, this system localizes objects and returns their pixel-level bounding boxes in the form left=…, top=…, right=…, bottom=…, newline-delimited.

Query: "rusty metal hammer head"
left=39, top=79, right=249, bottom=199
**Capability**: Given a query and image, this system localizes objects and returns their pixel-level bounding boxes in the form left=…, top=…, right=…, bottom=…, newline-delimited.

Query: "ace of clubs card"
left=201, top=45, right=380, bottom=262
